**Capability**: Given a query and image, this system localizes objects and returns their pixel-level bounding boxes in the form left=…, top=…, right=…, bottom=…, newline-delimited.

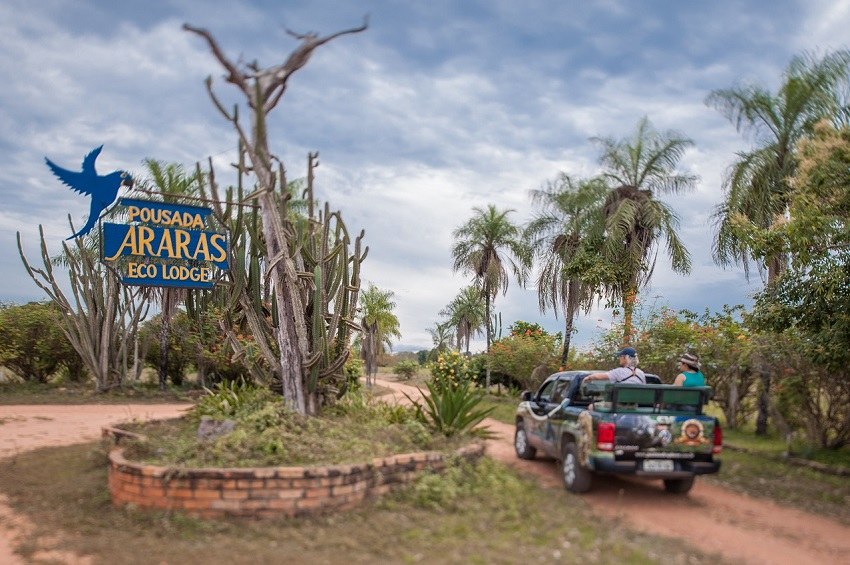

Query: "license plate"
left=642, top=459, right=674, bottom=472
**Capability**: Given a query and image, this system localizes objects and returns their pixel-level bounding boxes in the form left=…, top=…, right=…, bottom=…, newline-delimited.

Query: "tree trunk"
left=158, top=301, right=170, bottom=391
left=725, top=379, right=740, bottom=429
left=484, top=281, right=492, bottom=391
left=755, top=255, right=785, bottom=435
left=622, top=287, right=637, bottom=345
left=755, top=370, right=771, bottom=435
left=561, top=315, right=574, bottom=366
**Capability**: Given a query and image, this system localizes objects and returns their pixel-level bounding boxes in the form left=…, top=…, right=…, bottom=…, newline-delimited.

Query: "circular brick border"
left=104, top=427, right=484, bottom=519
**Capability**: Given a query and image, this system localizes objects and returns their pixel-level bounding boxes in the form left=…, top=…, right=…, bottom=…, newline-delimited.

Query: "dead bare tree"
left=184, top=19, right=368, bottom=414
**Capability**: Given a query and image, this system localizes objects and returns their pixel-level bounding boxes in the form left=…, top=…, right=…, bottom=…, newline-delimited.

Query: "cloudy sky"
left=2, top=0, right=848, bottom=352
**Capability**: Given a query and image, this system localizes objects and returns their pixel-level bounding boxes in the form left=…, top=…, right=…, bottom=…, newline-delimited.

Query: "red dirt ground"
left=376, top=378, right=850, bottom=565
left=2, top=383, right=849, bottom=564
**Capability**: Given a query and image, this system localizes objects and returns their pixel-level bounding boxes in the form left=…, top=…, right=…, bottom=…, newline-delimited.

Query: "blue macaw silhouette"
left=45, top=145, right=134, bottom=239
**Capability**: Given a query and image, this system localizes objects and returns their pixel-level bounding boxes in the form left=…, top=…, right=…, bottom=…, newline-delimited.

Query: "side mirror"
left=521, top=390, right=532, bottom=402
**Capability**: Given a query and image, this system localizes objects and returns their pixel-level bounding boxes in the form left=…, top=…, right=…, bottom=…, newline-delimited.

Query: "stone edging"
left=104, top=427, right=485, bottom=519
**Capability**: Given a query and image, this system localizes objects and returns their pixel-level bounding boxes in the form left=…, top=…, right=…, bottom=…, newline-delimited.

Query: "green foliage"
left=405, top=380, right=494, bottom=438
left=140, top=311, right=193, bottom=386
left=739, top=120, right=850, bottom=448
left=193, top=379, right=271, bottom=420
left=708, top=50, right=850, bottom=276
left=400, top=458, right=525, bottom=515
left=508, top=320, right=546, bottom=338
left=328, top=388, right=417, bottom=427
left=343, top=354, right=363, bottom=394
left=487, top=323, right=562, bottom=391
left=592, top=117, right=697, bottom=342
left=0, top=302, right=79, bottom=383
left=441, top=286, right=485, bottom=353
left=587, top=303, right=760, bottom=429
left=751, top=269, right=850, bottom=448
left=428, top=350, right=472, bottom=390
left=789, top=122, right=850, bottom=265
left=359, top=283, right=402, bottom=354
left=127, top=389, right=456, bottom=468
left=393, top=359, right=419, bottom=380
left=524, top=174, right=610, bottom=361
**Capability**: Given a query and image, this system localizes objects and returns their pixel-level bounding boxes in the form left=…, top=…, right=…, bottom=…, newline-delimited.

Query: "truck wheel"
left=514, top=420, right=537, bottom=460
left=561, top=442, right=591, bottom=493
left=663, top=476, right=695, bottom=494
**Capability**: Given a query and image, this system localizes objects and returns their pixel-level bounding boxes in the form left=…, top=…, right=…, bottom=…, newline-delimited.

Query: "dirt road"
left=0, top=403, right=191, bottom=564
left=2, top=385, right=849, bottom=565
left=375, top=378, right=850, bottom=565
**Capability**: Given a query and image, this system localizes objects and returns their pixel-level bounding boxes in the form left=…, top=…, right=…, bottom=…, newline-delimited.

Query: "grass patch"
left=0, top=442, right=725, bottom=564
left=0, top=380, right=199, bottom=405
left=480, top=393, right=520, bottom=425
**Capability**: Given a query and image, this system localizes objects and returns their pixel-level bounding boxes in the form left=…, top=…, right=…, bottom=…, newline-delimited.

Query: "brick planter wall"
left=106, top=430, right=485, bottom=519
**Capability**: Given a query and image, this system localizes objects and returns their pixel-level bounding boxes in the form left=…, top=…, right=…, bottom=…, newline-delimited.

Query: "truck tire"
left=561, top=442, right=592, bottom=493
left=514, top=420, right=537, bottom=460
left=663, top=476, right=695, bottom=494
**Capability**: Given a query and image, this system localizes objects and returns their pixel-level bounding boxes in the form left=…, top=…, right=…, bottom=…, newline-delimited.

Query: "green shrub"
left=139, top=311, right=195, bottom=386
left=193, top=379, right=274, bottom=420
left=0, top=302, right=80, bottom=383
left=429, top=350, right=472, bottom=391
left=487, top=328, right=561, bottom=391
left=400, top=458, right=525, bottom=515
left=394, top=359, right=419, bottom=380
left=343, top=355, right=363, bottom=394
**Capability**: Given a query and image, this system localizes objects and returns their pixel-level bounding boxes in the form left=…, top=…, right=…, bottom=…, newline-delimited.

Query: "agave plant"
left=404, top=381, right=495, bottom=438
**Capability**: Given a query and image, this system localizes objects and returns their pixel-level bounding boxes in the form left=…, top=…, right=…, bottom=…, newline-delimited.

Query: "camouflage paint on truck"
left=514, top=371, right=722, bottom=494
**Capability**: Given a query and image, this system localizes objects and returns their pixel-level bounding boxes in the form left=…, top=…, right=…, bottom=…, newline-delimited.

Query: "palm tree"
left=592, top=116, right=697, bottom=344
left=706, top=49, right=850, bottom=434
left=707, top=49, right=850, bottom=283
left=139, top=160, right=202, bottom=389
left=452, top=204, right=531, bottom=389
left=359, top=282, right=402, bottom=356
left=525, top=174, right=608, bottom=363
left=426, top=321, right=454, bottom=361
left=441, top=285, right=486, bottom=354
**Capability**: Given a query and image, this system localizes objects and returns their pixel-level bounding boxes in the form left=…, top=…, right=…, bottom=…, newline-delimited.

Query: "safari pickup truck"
left=514, top=370, right=722, bottom=494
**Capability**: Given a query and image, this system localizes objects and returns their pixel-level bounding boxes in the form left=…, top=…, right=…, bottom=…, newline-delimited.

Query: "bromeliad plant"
left=405, top=380, right=495, bottom=438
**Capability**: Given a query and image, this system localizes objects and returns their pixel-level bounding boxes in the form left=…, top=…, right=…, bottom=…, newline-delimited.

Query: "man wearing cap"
left=674, top=353, right=705, bottom=387
left=583, top=347, right=647, bottom=384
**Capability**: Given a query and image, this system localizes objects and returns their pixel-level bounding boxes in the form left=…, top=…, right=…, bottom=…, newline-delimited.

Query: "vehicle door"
left=538, top=376, right=573, bottom=457
left=527, top=378, right=558, bottom=448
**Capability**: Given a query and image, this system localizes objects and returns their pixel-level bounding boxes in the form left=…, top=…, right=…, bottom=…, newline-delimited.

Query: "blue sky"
left=1, top=0, right=849, bottom=352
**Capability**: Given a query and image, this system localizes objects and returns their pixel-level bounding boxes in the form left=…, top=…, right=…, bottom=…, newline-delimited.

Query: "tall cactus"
left=17, top=225, right=150, bottom=391
left=187, top=86, right=368, bottom=414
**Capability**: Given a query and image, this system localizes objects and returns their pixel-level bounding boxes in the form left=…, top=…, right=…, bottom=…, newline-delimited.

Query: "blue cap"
left=617, top=347, right=637, bottom=357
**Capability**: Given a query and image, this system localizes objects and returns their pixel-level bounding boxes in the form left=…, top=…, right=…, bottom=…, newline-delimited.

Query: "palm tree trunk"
left=622, top=287, right=637, bottom=345
left=561, top=316, right=574, bottom=366
left=484, top=281, right=492, bottom=391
